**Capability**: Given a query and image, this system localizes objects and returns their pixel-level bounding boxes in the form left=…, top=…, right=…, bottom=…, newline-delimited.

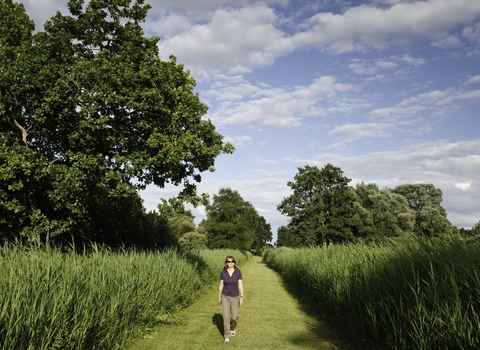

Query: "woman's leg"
left=221, top=294, right=231, bottom=339
left=230, top=296, right=240, bottom=331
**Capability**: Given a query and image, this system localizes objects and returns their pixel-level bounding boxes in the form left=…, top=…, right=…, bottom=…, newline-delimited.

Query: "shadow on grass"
left=212, top=313, right=223, bottom=336
left=260, top=260, right=354, bottom=350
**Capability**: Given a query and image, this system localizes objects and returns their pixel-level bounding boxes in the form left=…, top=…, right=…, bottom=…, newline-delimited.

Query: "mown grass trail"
left=128, top=256, right=342, bottom=350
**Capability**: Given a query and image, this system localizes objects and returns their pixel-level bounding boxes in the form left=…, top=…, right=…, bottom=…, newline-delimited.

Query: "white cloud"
left=462, top=22, right=480, bottom=42
left=370, top=84, right=480, bottom=123
left=156, top=5, right=294, bottom=77
left=464, top=75, right=480, bottom=85
left=293, top=0, right=480, bottom=53
left=206, top=76, right=361, bottom=127
left=348, top=54, right=425, bottom=77
left=223, top=135, right=252, bottom=147
left=145, top=13, right=193, bottom=38
left=146, top=0, right=288, bottom=15
left=454, top=181, right=471, bottom=190
left=431, top=35, right=463, bottom=48
left=329, top=123, right=393, bottom=145
left=22, top=0, right=69, bottom=30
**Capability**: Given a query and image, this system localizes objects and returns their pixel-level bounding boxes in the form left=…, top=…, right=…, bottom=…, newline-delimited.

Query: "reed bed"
left=263, top=236, right=480, bottom=350
left=0, top=245, right=249, bottom=350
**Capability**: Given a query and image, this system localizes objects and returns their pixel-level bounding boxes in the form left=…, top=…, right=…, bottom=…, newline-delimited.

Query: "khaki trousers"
left=221, top=295, right=240, bottom=338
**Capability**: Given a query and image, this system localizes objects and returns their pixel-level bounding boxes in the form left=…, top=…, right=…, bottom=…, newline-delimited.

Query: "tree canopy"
left=277, top=164, right=362, bottom=246
left=276, top=164, right=457, bottom=247
left=0, top=0, right=233, bottom=246
left=202, top=188, right=272, bottom=250
left=392, top=184, right=454, bottom=237
left=355, top=182, right=415, bottom=239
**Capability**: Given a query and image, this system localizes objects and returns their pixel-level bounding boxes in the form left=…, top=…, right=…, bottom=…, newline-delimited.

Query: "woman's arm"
left=238, top=279, right=244, bottom=306
left=218, top=279, right=224, bottom=304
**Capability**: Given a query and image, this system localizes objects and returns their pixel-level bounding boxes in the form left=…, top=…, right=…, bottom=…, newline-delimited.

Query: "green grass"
left=0, top=245, right=248, bottom=350
left=128, top=256, right=342, bottom=350
left=263, top=236, right=480, bottom=349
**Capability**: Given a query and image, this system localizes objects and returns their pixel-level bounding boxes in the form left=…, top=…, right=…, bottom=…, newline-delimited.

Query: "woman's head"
left=224, top=255, right=237, bottom=270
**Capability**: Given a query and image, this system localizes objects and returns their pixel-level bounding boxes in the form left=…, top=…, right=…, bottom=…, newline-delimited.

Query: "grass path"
left=128, top=256, right=342, bottom=350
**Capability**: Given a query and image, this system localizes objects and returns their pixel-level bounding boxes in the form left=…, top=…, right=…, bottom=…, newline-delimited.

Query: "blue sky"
left=23, top=0, right=480, bottom=241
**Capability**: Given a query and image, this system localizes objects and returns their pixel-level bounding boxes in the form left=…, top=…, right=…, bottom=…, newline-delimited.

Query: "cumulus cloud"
left=431, top=35, right=463, bottom=48
left=223, top=135, right=252, bottom=147
left=146, top=0, right=288, bottom=15
left=462, top=22, right=480, bottom=42
left=464, top=75, right=480, bottom=85
left=205, top=76, right=361, bottom=127
left=293, top=0, right=480, bottom=53
left=22, top=0, right=69, bottom=30
left=329, top=122, right=393, bottom=146
left=348, top=54, right=426, bottom=77
left=155, top=5, right=294, bottom=77
left=370, top=85, right=480, bottom=122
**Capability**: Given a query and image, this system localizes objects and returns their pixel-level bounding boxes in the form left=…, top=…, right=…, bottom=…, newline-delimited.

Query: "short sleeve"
left=220, top=271, right=224, bottom=280
left=237, top=270, right=243, bottom=280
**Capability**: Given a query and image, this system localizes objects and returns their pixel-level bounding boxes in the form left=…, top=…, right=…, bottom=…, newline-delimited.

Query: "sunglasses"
left=226, top=260, right=235, bottom=263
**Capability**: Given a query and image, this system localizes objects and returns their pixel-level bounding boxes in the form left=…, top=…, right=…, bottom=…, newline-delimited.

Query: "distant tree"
left=179, top=231, right=207, bottom=250
left=472, top=221, right=480, bottom=236
left=253, top=216, right=273, bottom=249
left=393, top=184, right=454, bottom=237
left=355, top=182, right=415, bottom=238
left=277, top=164, right=362, bottom=246
left=0, top=0, right=233, bottom=245
left=460, top=221, right=480, bottom=238
left=276, top=225, right=302, bottom=248
left=157, top=198, right=196, bottom=239
left=203, top=188, right=271, bottom=250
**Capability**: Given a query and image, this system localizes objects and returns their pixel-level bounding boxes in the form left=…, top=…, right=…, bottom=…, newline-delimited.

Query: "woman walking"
left=218, top=255, right=244, bottom=343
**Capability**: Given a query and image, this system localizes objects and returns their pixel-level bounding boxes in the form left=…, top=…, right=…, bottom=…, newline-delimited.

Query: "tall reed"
left=264, top=236, right=480, bottom=349
left=0, top=245, right=248, bottom=349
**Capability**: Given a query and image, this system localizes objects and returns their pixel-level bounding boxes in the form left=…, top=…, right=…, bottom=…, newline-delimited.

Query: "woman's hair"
left=223, top=255, right=239, bottom=271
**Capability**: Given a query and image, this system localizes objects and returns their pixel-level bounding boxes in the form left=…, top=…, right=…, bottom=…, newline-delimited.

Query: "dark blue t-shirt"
left=220, top=269, right=243, bottom=297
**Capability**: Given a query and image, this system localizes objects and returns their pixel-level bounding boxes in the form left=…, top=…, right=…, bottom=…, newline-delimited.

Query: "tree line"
left=276, top=163, right=479, bottom=247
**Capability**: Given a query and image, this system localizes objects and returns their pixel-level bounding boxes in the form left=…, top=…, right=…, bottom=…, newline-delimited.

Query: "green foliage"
left=276, top=163, right=457, bottom=246
left=264, top=236, right=480, bottom=349
left=203, top=188, right=272, bottom=250
left=459, top=221, right=480, bottom=238
left=157, top=197, right=195, bottom=220
left=276, top=225, right=302, bottom=248
left=178, top=231, right=207, bottom=250
left=393, top=184, right=454, bottom=237
left=0, top=0, right=233, bottom=245
left=253, top=215, right=273, bottom=249
left=355, top=182, right=415, bottom=238
left=277, top=164, right=361, bottom=246
left=259, top=244, right=273, bottom=257
left=0, top=245, right=248, bottom=349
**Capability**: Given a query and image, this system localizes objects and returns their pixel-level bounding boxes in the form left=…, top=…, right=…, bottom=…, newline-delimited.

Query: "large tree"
left=355, top=182, right=416, bottom=239
left=277, top=164, right=362, bottom=246
left=202, top=188, right=272, bottom=250
left=0, top=0, right=233, bottom=244
left=393, top=184, right=454, bottom=237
